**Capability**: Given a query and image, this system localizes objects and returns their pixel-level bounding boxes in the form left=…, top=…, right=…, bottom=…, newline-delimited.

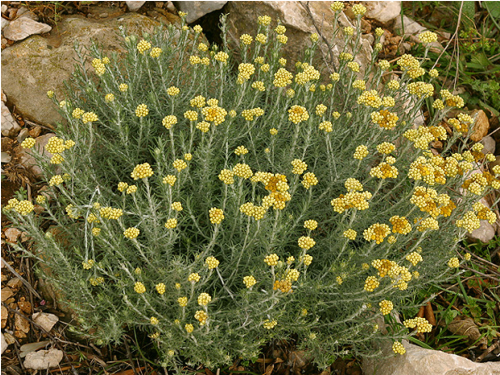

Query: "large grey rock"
left=1, top=332, right=7, bottom=354
left=479, top=135, right=495, bottom=155
left=468, top=220, right=496, bottom=243
left=1, top=17, right=9, bottom=30
left=3, top=17, right=51, bottom=41
left=1, top=101, right=21, bottom=136
left=362, top=1, right=401, bottom=25
left=32, top=312, right=59, bottom=332
left=393, top=15, right=427, bottom=36
left=363, top=341, right=500, bottom=375
left=19, top=133, right=56, bottom=177
left=1, top=13, right=162, bottom=126
left=126, top=1, right=146, bottom=12
left=174, top=1, right=227, bottom=23
left=24, top=348, right=63, bottom=370
left=225, top=2, right=372, bottom=74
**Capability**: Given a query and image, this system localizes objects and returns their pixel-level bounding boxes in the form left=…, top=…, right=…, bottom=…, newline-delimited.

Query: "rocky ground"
left=1, top=1, right=499, bottom=374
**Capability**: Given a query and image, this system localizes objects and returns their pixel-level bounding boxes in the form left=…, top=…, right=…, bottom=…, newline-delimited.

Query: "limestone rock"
left=470, top=110, right=490, bottom=142
left=5, top=227, right=22, bottom=243
left=18, top=133, right=56, bottom=177
left=32, top=312, right=59, bottom=332
left=362, top=1, right=401, bottom=25
left=363, top=341, right=500, bottom=375
left=225, top=2, right=372, bottom=75
left=467, top=220, right=496, bottom=243
left=1, top=332, right=7, bottom=354
left=126, top=1, right=146, bottom=12
left=3, top=17, right=51, bottom=41
left=480, top=135, right=495, bottom=155
left=393, top=15, right=427, bottom=36
left=174, top=1, right=227, bottom=23
left=24, top=348, right=63, bottom=370
left=1, top=151, right=11, bottom=164
left=1, top=17, right=9, bottom=30
left=1, top=101, right=21, bottom=136
left=1, top=13, right=162, bottom=126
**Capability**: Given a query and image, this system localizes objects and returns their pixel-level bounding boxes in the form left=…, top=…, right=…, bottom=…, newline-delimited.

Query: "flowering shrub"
left=5, top=7, right=500, bottom=370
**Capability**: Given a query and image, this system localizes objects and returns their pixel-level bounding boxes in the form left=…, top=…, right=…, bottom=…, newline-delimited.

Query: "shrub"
left=5, top=6, right=499, bottom=370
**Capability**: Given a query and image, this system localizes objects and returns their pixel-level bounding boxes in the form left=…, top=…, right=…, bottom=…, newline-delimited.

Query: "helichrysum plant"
left=5, top=7, right=500, bottom=370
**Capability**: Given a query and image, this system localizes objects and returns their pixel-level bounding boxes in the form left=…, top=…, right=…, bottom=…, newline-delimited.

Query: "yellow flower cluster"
left=119, top=83, right=129, bottom=92
left=318, top=121, right=332, bottom=133
left=418, top=31, right=438, bottom=44
left=258, top=15, right=271, bottom=25
left=376, top=142, right=395, bottom=155
left=99, top=206, right=123, bottom=220
left=473, top=202, right=497, bottom=224
left=369, top=162, right=398, bottom=179
left=197, top=292, right=211, bottom=306
left=137, top=39, right=151, bottom=54
left=124, top=227, right=140, bottom=239
left=49, top=175, right=64, bottom=186
left=173, top=159, right=187, bottom=172
left=185, top=324, right=194, bottom=333
left=371, top=110, right=399, bottom=130
left=304, top=220, right=318, bottom=230
left=162, top=115, right=177, bottom=129
left=331, top=190, right=372, bottom=213
left=264, top=254, right=279, bottom=266
left=315, top=104, right=327, bottom=116
left=214, top=52, right=229, bottom=63
left=455, top=211, right=481, bottom=233
left=273, top=68, right=293, bottom=87
left=209, top=208, right=224, bottom=224
left=252, top=81, right=266, bottom=91
left=135, top=104, right=149, bottom=117
left=13, top=200, right=34, bottom=215
left=389, top=216, right=412, bottom=235
left=131, top=163, right=153, bottom=179
left=178, top=296, right=188, bottom=307
left=407, top=82, right=434, bottom=98
left=273, top=279, right=293, bottom=293
left=417, top=217, right=440, bottom=232
left=406, top=252, right=423, bottom=266
left=364, top=276, right=380, bottom=292
left=352, top=79, right=366, bottom=90
left=243, top=275, right=257, bottom=288
left=82, top=112, right=99, bottom=123
left=298, top=236, right=316, bottom=250
left=167, top=86, right=180, bottom=96
left=363, top=223, right=391, bottom=244
left=288, top=105, right=309, bottom=124
left=233, top=163, right=253, bottom=179
left=241, top=107, right=264, bottom=121
left=91, top=58, right=106, bottom=76
left=163, top=175, right=176, bottom=186
left=205, top=256, right=219, bottom=269
left=234, top=146, right=249, bottom=155
left=352, top=3, right=366, bottom=15
left=238, top=63, right=255, bottom=83
left=188, top=273, right=201, bottom=283
left=404, top=317, right=432, bottom=333
left=240, top=202, right=267, bottom=219
left=343, top=229, right=357, bottom=240
left=134, top=282, right=146, bottom=294
left=448, top=257, right=460, bottom=268
left=357, top=90, right=382, bottom=108
left=202, top=104, right=227, bottom=125
left=150, top=47, right=162, bottom=58
left=196, top=121, right=210, bottom=132
left=218, top=169, right=234, bottom=184
left=295, top=63, right=320, bottom=85
left=291, top=159, right=307, bottom=175
left=379, top=299, right=393, bottom=315
left=392, top=342, right=406, bottom=355
left=165, top=218, right=178, bottom=229
left=441, top=90, right=464, bottom=108
left=156, top=283, right=166, bottom=294
left=331, top=1, right=344, bottom=11
left=302, top=172, right=318, bottom=189
left=263, top=319, right=277, bottom=329
left=397, top=54, right=424, bottom=79
left=347, top=61, right=360, bottom=73
left=240, top=34, right=253, bottom=45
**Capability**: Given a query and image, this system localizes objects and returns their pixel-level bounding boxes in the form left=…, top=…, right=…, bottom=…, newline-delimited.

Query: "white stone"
left=1, top=332, right=7, bottom=354
left=1, top=152, right=11, bottom=164
left=24, top=348, right=63, bottom=370
left=480, top=135, right=496, bottom=155
left=32, top=312, right=59, bottom=332
left=363, top=341, right=500, bottom=375
left=3, top=17, right=51, bottom=41
left=362, top=1, right=401, bottom=25
left=175, top=1, right=227, bottom=23
left=16, top=6, right=39, bottom=21
left=126, top=1, right=146, bottom=12
left=165, top=1, right=176, bottom=13
left=1, top=5, right=7, bottom=14
left=19, top=133, right=56, bottom=177
left=468, top=220, right=496, bottom=243
left=1, top=101, right=21, bottom=136
left=1, top=17, right=9, bottom=30
left=393, top=15, right=427, bottom=36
